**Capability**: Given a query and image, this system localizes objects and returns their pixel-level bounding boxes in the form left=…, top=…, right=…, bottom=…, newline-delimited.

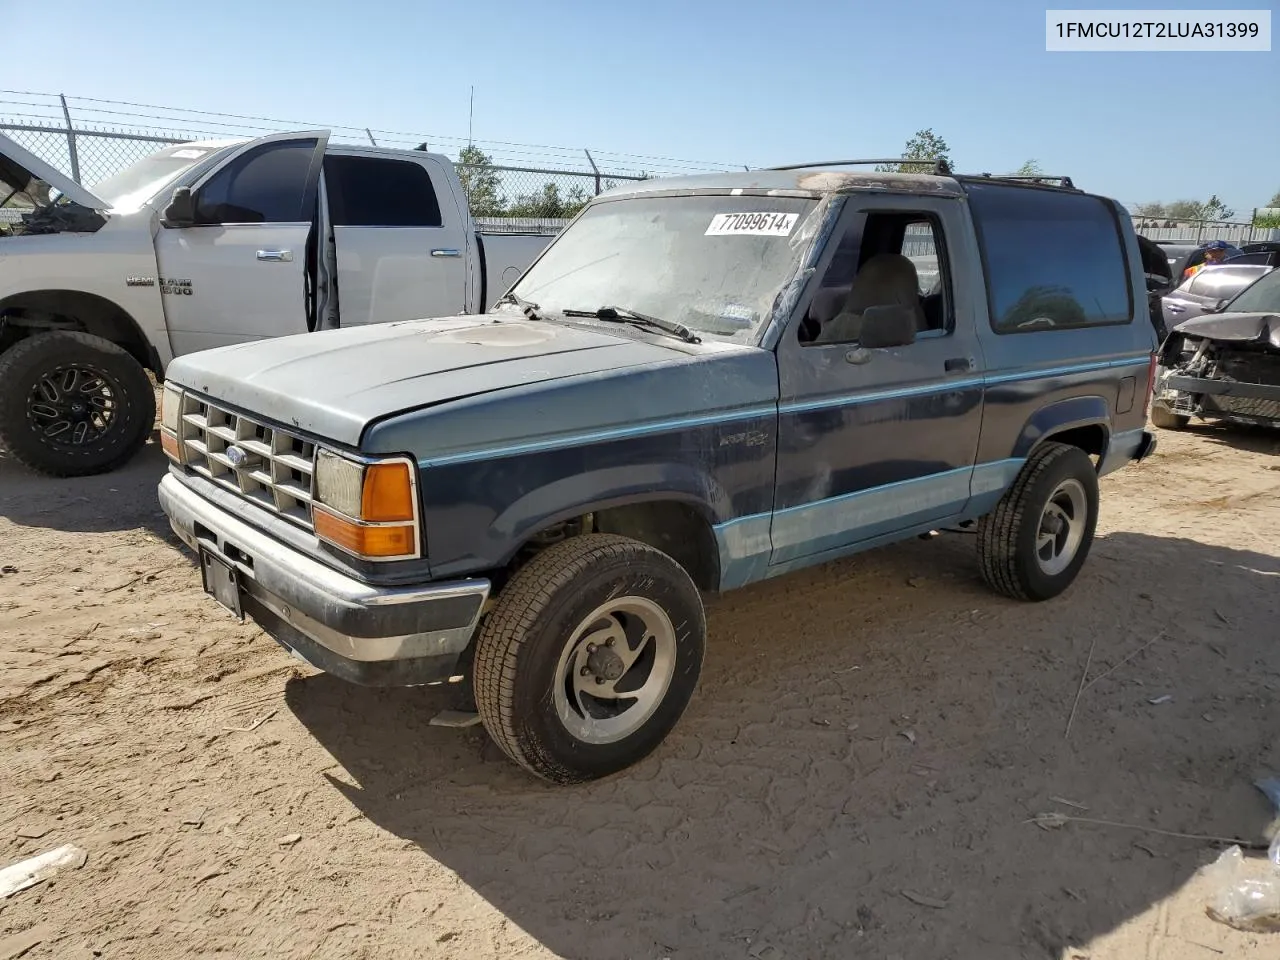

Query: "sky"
left=10, top=0, right=1279, bottom=215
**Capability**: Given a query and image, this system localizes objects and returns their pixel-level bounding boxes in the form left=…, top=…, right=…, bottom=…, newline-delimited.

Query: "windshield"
left=1226, top=268, right=1280, bottom=314
left=90, top=143, right=227, bottom=211
left=505, top=194, right=822, bottom=343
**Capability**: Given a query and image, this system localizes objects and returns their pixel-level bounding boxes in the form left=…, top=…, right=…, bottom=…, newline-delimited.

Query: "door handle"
left=256, top=249, right=293, bottom=262
left=944, top=356, right=975, bottom=373
left=431, top=248, right=461, bottom=258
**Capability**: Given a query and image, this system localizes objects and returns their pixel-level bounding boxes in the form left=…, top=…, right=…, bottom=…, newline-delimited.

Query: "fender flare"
left=1011, top=395, right=1112, bottom=460
left=487, top=460, right=728, bottom=569
left=0, top=289, right=160, bottom=375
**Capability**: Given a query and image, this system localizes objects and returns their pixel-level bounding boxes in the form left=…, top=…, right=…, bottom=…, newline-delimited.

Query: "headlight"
left=160, top=384, right=183, bottom=462
left=313, top=450, right=420, bottom=561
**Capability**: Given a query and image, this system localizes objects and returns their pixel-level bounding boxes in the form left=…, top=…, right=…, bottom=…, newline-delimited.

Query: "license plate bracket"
left=200, top=547, right=244, bottom=621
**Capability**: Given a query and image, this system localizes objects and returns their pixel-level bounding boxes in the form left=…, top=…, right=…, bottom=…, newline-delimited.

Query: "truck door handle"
left=431, top=248, right=461, bottom=258
left=256, top=249, right=293, bottom=262
left=944, top=356, right=975, bottom=373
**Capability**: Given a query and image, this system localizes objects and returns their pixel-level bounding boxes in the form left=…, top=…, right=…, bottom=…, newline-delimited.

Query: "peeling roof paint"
left=600, top=169, right=966, bottom=201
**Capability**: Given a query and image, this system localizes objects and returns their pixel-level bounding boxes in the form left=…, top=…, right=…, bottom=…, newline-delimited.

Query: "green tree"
left=1133, top=202, right=1167, bottom=219
left=456, top=145, right=506, bottom=217
left=1014, top=159, right=1042, bottom=176
left=1199, top=195, right=1235, bottom=221
left=1165, top=200, right=1202, bottom=221
left=1159, top=196, right=1236, bottom=222
left=1269, top=189, right=1280, bottom=207
left=875, top=128, right=952, bottom=174
left=507, top=182, right=588, bottom=219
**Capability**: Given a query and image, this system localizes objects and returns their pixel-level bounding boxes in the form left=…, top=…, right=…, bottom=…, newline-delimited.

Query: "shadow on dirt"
left=285, top=530, right=1280, bottom=960
left=1179, top=420, right=1280, bottom=457
left=0, top=433, right=175, bottom=539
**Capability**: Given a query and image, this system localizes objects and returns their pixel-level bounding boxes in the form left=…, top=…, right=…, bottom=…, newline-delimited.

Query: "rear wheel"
left=0, top=331, right=155, bottom=477
left=977, top=442, right=1099, bottom=602
left=472, top=534, right=705, bottom=784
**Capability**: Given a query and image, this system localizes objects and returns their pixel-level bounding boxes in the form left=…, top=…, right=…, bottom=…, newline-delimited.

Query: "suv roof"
left=599, top=163, right=1083, bottom=203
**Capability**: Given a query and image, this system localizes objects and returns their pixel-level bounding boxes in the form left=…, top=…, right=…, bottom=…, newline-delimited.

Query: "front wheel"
left=472, top=534, right=706, bottom=784
left=976, top=442, right=1099, bottom=602
left=1150, top=401, right=1189, bottom=430
left=0, top=331, right=155, bottom=477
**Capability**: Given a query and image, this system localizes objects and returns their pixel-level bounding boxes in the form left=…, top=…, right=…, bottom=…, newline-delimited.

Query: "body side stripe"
left=418, top=356, right=1150, bottom=469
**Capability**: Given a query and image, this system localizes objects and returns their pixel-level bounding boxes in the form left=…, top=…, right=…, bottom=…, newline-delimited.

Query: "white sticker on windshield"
left=171, top=149, right=207, bottom=159
left=705, top=212, right=798, bottom=237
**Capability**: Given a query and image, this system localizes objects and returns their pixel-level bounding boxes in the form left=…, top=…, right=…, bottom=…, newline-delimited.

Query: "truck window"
left=194, top=139, right=318, bottom=225
left=799, top=210, right=953, bottom=345
left=966, top=184, right=1132, bottom=333
left=324, top=155, right=443, bottom=227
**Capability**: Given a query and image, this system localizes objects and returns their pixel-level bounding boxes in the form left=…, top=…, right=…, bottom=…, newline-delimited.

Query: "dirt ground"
left=2, top=417, right=1279, bottom=960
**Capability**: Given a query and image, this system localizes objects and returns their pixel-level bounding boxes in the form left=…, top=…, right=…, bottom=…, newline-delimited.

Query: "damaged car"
left=1152, top=265, right=1280, bottom=430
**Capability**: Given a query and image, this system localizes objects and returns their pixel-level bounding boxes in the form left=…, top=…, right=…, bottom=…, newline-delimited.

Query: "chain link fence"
left=0, top=93, right=742, bottom=232
left=6, top=93, right=1275, bottom=244
left=0, top=120, right=648, bottom=232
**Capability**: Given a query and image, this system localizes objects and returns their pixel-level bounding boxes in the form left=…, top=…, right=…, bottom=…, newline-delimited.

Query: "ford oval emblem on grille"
left=226, top=445, right=248, bottom=467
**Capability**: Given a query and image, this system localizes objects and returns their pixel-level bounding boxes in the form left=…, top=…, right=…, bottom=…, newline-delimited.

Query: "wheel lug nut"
left=586, top=643, right=596, bottom=653
left=580, top=666, right=590, bottom=677
left=606, top=638, right=615, bottom=647
left=594, top=676, right=605, bottom=685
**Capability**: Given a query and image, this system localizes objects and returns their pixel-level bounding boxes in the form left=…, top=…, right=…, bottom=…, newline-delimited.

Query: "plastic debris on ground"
left=0, top=844, right=89, bottom=898
left=1204, top=835, right=1280, bottom=933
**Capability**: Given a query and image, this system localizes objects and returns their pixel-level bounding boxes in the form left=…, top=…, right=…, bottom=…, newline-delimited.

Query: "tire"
left=976, top=442, right=1099, bottom=602
left=1150, top=402, right=1189, bottom=430
left=0, top=331, right=155, bottom=477
left=472, top=534, right=706, bottom=784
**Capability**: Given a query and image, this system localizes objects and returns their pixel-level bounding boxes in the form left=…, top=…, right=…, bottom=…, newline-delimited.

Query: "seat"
left=814, top=253, right=927, bottom=344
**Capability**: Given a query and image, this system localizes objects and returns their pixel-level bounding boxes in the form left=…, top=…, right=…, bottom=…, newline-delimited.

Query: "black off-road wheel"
left=976, top=442, right=1099, bottom=602
left=0, top=331, right=155, bottom=477
left=472, top=534, right=706, bottom=784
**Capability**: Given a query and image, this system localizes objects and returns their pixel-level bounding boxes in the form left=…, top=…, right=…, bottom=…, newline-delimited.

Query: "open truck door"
left=153, top=130, right=330, bottom=357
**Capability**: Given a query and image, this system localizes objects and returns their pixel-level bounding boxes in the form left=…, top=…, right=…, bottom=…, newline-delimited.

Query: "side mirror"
left=162, top=187, right=196, bottom=227
left=858, top=304, right=918, bottom=349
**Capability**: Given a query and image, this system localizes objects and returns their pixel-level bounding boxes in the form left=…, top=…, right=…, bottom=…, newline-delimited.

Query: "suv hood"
left=165, top=315, right=688, bottom=446
left=1172, top=311, right=1280, bottom=349
left=0, top=131, right=107, bottom=210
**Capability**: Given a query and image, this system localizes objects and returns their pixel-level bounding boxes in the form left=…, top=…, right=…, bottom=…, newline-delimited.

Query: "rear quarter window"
left=966, top=184, right=1133, bottom=334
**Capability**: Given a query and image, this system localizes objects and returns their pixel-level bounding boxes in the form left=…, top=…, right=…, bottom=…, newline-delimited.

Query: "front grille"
left=177, top=394, right=317, bottom=530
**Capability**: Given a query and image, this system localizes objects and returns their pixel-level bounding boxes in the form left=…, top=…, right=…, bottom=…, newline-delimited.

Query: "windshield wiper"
left=561, top=305, right=702, bottom=344
left=495, top=291, right=545, bottom=322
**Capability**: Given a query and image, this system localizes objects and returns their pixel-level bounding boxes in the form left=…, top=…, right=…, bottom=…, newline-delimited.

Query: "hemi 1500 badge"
left=160, top=278, right=193, bottom=295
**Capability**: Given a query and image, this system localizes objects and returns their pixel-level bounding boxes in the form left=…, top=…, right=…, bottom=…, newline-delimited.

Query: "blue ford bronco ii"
left=157, top=161, right=1159, bottom=783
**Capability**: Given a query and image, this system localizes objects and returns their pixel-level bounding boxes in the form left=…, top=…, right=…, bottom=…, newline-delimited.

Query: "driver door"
left=154, top=131, right=328, bottom=357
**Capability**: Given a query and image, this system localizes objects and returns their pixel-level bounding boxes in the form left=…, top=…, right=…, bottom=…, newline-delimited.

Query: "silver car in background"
left=1161, top=262, right=1274, bottom=331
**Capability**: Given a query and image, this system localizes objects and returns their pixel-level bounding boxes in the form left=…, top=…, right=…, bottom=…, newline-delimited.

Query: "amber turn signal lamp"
left=361, top=461, right=416, bottom=522
left=313, top=508, right=416, bottom=559
left=160, top=428, right=181, bottom=463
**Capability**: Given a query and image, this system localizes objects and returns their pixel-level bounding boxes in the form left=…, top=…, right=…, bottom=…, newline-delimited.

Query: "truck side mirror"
left=858, top=304, right=918, bottom=349
left=162, top=187, right=196, bottom=227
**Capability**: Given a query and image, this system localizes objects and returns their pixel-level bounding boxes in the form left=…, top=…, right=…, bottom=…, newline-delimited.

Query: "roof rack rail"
left=766, top=158, right=953, bottom=176
left=963, top=173, right=1077, bottom=189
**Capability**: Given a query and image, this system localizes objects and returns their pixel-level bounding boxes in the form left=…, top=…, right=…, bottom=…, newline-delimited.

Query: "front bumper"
left=1165, top=374, right=1280, bottom=404
left=1158, top=371, right=1280, bottom=426
left=158, top=473, right=490, bottom=686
